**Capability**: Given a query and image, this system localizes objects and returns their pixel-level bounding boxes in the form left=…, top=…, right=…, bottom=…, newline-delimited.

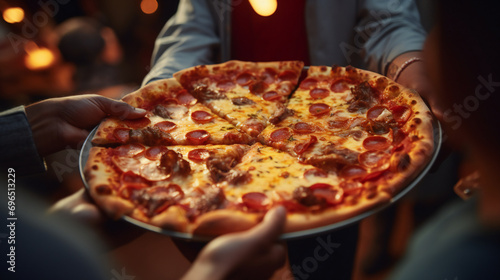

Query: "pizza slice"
left=174, top=60, right=304, bottom=137
left=84, top=143, right=250, bottom=232
left=92, top=78, right=252, bottom=146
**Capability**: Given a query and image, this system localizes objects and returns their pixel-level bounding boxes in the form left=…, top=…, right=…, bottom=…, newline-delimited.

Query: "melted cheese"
left=223, top=143, right=340, bottom=201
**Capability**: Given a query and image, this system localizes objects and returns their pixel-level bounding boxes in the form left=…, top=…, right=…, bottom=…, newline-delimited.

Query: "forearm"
left=356, top=0, right=427, bottom=74
left=142, top=0, right=222, bottom=85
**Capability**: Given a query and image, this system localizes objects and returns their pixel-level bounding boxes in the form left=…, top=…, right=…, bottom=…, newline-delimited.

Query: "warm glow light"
left=141, top=0, right=158, bottom=14
left=249, top=0, right=277, bottom=17
left=3, top=7, right=25, bottom=23
left=24, top=42, right=55, bottom=70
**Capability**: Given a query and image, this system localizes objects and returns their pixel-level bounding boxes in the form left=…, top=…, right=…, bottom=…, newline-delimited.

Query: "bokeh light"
left=3, top=7, right=25, bottom=23
left=141, top=0, right=158, bottom=15
left=249, top=0, right=278, bottom=17
left=24, top=42, right=55, bottom=70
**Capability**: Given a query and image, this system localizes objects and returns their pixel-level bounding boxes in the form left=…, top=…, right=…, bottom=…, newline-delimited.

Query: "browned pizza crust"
left=285, top=192, right=390, bottom=232
left=192, top=209, right=263, bottom=236
left=84, top=147, right=136, bottom=219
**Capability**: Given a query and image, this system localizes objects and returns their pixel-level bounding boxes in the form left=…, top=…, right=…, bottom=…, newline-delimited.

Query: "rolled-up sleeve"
left=355, top=0, right=427, bottom=74
left=0, top=106, right=46, bottom=176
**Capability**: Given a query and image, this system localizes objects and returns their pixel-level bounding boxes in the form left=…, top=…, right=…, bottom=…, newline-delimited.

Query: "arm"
left=356, top=0, right=432, bottom=101
left=355, top=0, right=427, bottom=75
left=142, top=0, right=225, bottom=85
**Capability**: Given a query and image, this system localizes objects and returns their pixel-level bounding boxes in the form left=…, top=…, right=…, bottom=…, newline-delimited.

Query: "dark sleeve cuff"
left=0, top=106, right=46, bottom=176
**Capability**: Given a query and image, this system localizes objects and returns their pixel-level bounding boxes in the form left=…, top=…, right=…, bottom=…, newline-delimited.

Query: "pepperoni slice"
left=186, top=130, right=210, bottom=145
left=300, top=78, right=318, bottom=90
left=261, top=68, right=278, bottom=84
left=216, top=79, right=235, bottom=91
left=144, top=146, right=169, bottom=161
left=123, top=117, right=151, bottom=129
left=119, top=183, right=148, bottom=199
left=242, top=192, right=269, bottom=211
left=339, top=165, right=367, bottom=179
left=309, top=88, right=329, bottom=99
left=312, top=188, right=344, bottom=205
left=293, top=135, right=317, bottom=155
left=278, top=70, right=298, bottom=82
left=366, top=105, right=390, bottom=121
left=140, top=161, right=169, bottom=181
left=191, top=110, right=214, bottom=124
left=113, top=128, right=130, bottom=143
left=236, top=72, right=255, bottom=86
left=188, top=148, right=211, bottom=162
left=155, top=121, right=177, bottom=133
left=114, top=143, right=145, bottom=157
left=249, top=81, right=269, bottom=94
left=262, top=91, right=281, bottom=101
left=330, top=78, right=351, bottom=93
left=390, top=105, right=412, bottom=123
left=309, top=103, right=331, bottom=116
left=243, top=120, right=265, bottom=137
left=340, top=181, right=363, bottom=196
left=112, top=156, right=141, bottom=174
left=363, top=136, right=391, bottom=151
left=358, top=150, right=387, bottom=168
left=121, top=171, right=148, bottom=184
left=304, top=168, right=328, bottom=179
left=270, top=128, right=292, bottom=142
left=293, top=122, right=316, bottom=134
left=176, top=90, right=197, bottom=105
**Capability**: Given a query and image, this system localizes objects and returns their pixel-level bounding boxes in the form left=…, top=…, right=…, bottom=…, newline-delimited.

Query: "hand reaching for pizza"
left=25, top=94, right=146, bottom=156
left=182, top=206, right=287, bottom=280
left=49, top=188, right=145, bottom=249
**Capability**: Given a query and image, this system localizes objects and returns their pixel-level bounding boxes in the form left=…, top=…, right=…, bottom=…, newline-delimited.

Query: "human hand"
left=49, top=188, right=145, bottom=249
left=25, top=94, right=146, bottom=156
left=387, top=51, right=434, bottom=108
left=182, top=206, right=287, bottom=280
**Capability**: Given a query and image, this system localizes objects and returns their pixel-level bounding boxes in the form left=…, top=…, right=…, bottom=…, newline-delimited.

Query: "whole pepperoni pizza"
left=83, top=61, right=435, bottom=237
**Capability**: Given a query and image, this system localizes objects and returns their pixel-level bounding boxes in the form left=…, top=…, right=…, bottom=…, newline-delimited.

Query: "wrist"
left=386, top=51, right=424, bottom=82
left=25, top=100, right=60, bottom=157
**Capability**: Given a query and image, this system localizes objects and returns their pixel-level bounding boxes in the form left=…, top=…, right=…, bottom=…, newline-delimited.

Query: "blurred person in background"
left=54, top=16, right=137, bottom=98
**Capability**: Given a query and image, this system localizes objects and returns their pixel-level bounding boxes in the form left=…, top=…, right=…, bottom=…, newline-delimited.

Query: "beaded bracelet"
left=393, top=57, right=424, bottom=82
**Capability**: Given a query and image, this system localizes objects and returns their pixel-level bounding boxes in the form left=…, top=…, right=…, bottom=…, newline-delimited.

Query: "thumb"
left=90, top=95, right=146, bottom=120
left=244, top=206, right=286, bottom=243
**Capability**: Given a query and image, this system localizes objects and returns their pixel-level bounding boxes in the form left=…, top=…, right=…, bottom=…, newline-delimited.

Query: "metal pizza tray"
left=79, top=116, right=442, bottom=242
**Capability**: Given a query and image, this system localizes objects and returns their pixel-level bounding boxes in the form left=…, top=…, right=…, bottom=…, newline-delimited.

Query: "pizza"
left=83, top=60, right=434, bottom=237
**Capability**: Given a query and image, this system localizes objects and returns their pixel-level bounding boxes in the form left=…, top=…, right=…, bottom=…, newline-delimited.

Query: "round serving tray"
left=80, top=117, right=442, bottom=241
